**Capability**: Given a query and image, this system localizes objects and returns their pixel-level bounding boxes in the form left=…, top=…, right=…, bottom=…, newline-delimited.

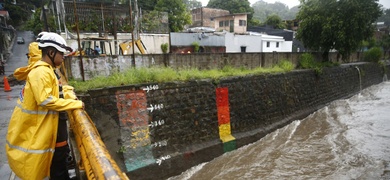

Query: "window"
left=224, top=20, right=229, bottom=26
left=219, top=21, right=224, bottom=27
left=239, top=20, right=246, bottom=26
left=266, top=42, right=270, bottom=47
left=276, top=42, right=279, bottom=48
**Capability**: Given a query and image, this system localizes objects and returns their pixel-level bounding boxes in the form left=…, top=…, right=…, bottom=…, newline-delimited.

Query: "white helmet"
left=36, top=31, right=47, bottom=41
left=38, top=32, right=72, bottom=53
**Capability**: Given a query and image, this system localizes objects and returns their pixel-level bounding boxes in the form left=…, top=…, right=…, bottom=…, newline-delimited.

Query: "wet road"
left=169, top=81, right=390, bottom=180
left=3, top=31, right=34, bottom=76
left=0, top=31, right=34, bottom=179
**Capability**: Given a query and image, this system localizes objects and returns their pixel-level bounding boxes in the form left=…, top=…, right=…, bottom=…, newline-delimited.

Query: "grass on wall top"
left=68, top=60, right=295, bottom=93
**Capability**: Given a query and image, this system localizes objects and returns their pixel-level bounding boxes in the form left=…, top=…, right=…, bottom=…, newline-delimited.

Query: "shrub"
left=192, top=42, right=200, bottom=52
left=364, top=47, right=382, bottom=63
left=298, top=53, right=316, bottom=69
left=276, top=59, right=294, bottom=71
left=161, top=43, right=169, bottom=54
left=314, top=66, right=323, bottom=75
left=378, top=60, right=387, bottom=73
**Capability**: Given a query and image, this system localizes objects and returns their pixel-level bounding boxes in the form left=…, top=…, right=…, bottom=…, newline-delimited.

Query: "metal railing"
left=67, top=109, right=129, bottom=180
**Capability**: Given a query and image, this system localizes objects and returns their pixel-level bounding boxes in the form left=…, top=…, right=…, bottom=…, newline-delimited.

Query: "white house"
left=224, top=32, right=292, bottom=53
left=171, top=31, right=293, bottom=53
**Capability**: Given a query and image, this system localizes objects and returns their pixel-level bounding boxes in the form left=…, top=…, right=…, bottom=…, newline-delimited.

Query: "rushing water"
left=169, top=81, right=390, bottom=180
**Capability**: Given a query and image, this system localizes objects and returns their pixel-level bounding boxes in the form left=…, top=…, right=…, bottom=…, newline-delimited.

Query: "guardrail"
left=67, top=109, right=129, bottom=180
left=58, top=61, right=128, bottom=180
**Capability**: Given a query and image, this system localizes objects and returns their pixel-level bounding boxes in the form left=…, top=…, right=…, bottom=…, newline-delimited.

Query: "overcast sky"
left=199, top=0, right=390, bottom=9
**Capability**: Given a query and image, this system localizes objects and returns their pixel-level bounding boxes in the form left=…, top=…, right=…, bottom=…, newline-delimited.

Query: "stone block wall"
left=83, top=63, right=388, bottom=180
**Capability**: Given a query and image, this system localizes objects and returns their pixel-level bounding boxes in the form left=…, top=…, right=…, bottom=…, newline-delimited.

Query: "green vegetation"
left=138, top=0, right=159, bottom=11
left=24, top=8, right=57, bottom=35
left=378, top=8, right=390, bottom=26
left=69, top=65, right=293, bottom=93
left=298, top=53, right=339, bottom=75
left=276, top=59, right=294, bottom=71
left=296, top=0, right=382, bottom=61
left=2, top=1, right=30, bottom=27
left=298, top=53, right=317, bottom=69
left=141, top=11, right=169, bottom=33
left=364, top=47, right=383, bottom=63
left=378, top=60, right=388, bottom=74
left=155, top=0, right=192, bottom=32
left=207, top=0, right=255, bottom=26
left=184, top=0, right=202, bottom=10
left=161, top=43, right=169, bottom=54
left=192, top=42, right=200, bottom=52
left=379, top=35, right=390, bottom=59
left=264, top=14, right=286, bottom=29
left=252, top=1, right=299, bottom=23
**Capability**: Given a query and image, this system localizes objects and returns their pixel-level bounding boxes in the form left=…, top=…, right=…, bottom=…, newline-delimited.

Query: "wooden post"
left=129, top=0, right=136, bottom=68
left=72, top=0, right=85, bottom=81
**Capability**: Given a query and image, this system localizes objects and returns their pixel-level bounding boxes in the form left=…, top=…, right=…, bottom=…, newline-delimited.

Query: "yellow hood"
left=13, top=61, right=48, bottom=81
left=27, top=42, right=42, bottom=65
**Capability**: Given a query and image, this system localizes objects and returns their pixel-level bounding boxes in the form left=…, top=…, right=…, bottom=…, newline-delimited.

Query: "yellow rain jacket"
left=27, top=42, right=41, bottom=65
left=20, top=42, right=77, bottom=100
left=6, top=60, right=83, bottom=180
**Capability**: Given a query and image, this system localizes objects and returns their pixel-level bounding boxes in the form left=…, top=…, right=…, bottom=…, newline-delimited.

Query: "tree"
left=155, top=0, right=192, bottom=32
left=252, top=1, right=298, bottom=23
left=24, top=8, right=43, bottom=35
left=207, top=0, right=255, bottom=26
left=141, top=10, right=169, bottom=33
left=296, top=0, right=382, bottom=61
left=379, top=35, right=390, bottom=58
left=264, top=14, right=286, bottom=29
left=78, top=0, right=116, bottom=3
left=24, top=8, right=56, bottom=35
left=3, top=1, right=30, bottom=26
left=378, top=8, right=390, bottom=26
left=376, top=9, right=390, bottom=58
left=138, top=0, right=159, bottom=11
left=184, top=0, right=202, bottom=10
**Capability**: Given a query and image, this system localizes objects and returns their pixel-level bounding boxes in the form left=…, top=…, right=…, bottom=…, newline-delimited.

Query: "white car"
left=16, top=37, right=25, bottom=44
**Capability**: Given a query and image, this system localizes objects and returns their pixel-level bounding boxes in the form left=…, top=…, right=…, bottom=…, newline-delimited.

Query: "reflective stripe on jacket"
left=6, top=61, right=83, bottom=179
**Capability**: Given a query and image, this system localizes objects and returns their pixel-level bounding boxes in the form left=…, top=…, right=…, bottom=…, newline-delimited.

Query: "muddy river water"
left=169, top=81, right=390, bottom=180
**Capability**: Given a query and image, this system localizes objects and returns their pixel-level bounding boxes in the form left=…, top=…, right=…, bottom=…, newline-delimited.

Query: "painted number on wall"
left=151, top=140, right=168, bottom=148
left=156, top=155, right=171, bottom=166
left=147, top=104, right=164, bottom=112
left=149, top=119, right=165, bottom=127
left=143, top=85, right=159, bottom=93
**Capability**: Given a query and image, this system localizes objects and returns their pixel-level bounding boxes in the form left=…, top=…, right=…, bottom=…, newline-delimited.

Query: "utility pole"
left=54, top=0, right=61, bottom=33
left=100, top=3, right=105, bottom=37
left=73, top=0, right=85, bottom=81
left=113, top=0, right=118, bottom=55
left=41, top=0, right=49, bottom=31
left=129, top=0, right=135, bottom=68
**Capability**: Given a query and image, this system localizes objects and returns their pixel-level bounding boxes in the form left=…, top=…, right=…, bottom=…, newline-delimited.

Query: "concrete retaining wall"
left=81, top=63, right=388, bottom=180
left=65, top=52, right=365, bottom=80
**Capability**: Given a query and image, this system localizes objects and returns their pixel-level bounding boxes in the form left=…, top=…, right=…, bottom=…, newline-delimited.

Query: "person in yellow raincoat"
left=24, top=32, right=79, bottom=179
left=6, top=32, right=84, bottom=180
left=26, top=42, right=41, bottom=65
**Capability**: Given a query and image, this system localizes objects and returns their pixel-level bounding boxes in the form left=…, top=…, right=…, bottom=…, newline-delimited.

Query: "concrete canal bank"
left=80, top=62, right=389, bottom=179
